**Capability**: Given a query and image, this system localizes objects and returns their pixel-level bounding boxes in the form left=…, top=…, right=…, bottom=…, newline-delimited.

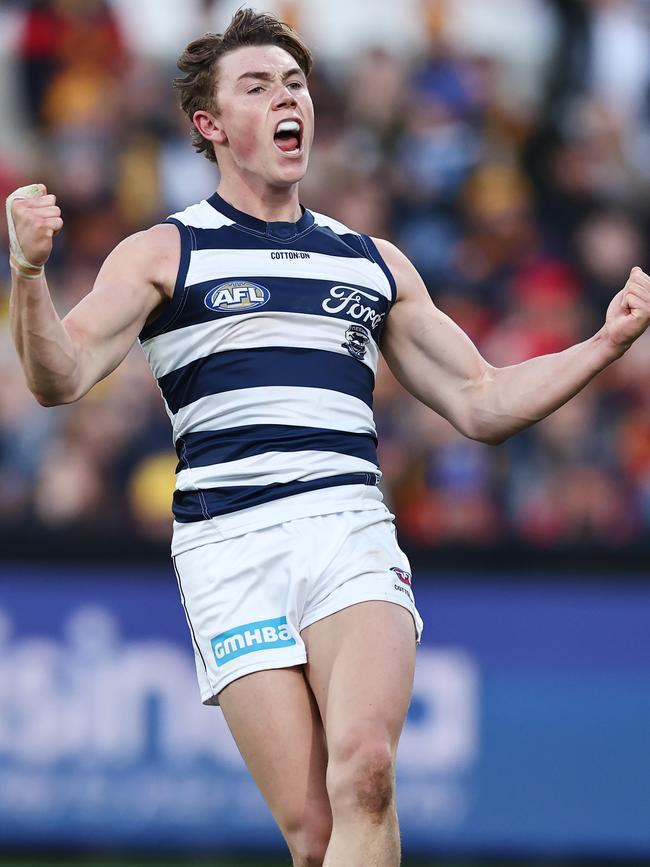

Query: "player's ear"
left=193, top=110, right=227, bottom=145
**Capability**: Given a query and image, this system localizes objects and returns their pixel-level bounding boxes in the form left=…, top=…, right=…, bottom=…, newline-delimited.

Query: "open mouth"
left=273, top=119, right=303, bottom=155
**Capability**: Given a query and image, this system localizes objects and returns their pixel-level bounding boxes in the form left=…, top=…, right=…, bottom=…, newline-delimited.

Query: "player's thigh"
left=219, top=666, right=332, bottom=841
left=302, top=600, right=416, bottom=754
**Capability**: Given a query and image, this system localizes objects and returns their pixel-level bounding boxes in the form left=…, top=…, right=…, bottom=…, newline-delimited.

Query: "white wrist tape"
left=6, top=183, right=46, bottom=275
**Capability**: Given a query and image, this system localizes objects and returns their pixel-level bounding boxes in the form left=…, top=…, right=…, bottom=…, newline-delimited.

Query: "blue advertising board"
left=0, top=565, right=648, bottom=856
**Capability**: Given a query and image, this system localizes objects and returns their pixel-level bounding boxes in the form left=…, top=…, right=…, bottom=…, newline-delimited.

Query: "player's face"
left=213, top=45, right=314, bottom=188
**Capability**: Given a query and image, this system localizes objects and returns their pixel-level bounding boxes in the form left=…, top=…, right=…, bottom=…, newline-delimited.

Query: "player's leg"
left=219, top=666, right=332, bottom=867
left=173, top=532, right=332, bottom=866
left=302, top=600, right=416, bottom=867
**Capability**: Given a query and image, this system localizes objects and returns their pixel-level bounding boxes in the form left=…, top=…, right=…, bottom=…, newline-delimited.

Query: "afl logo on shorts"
left=390, top=566, right=412, bottom=586
left=205, top=280, right=270, bottom=313
left=342, top=323, right=371, bottom=360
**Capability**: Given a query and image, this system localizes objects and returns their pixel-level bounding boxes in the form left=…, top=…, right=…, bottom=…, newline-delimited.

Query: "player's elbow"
left=31, top=381, right=83, bottom=407
left=33, top=391, right=60, bottom=407
left=452, top=370, right=511, bottom=445
left=459, top=415, right=509, bottom=446
left=461, top=402, right=527, bottom=445
left=472, top=427, right=510, bottom=446
left=32, top=390, right=73, bottom=407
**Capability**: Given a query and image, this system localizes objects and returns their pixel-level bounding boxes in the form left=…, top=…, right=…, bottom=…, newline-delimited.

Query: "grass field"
left=0, top=857, right=630, bottom=867
left=1, top=853, right=647, bottom=867
left=0, top=860, right=473, bottom=867
left=0, top=858, right=588, bottom=867
left=0, top=862, right=574, bottom=867
left=0, top=858, right=440, bottom=867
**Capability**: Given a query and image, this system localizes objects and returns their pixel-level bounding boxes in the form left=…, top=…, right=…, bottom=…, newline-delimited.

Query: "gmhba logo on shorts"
left=204, top=280, right=270, bottom=312
left=211, top=616, right=296, bottom=666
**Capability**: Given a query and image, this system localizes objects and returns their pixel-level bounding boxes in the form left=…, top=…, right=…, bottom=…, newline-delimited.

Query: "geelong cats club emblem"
left=342, top=324, right=371, bottom=360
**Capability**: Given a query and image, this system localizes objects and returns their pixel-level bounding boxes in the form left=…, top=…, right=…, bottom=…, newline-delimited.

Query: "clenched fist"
left=6, top=183, right=63, bottom=278
left=605, top=266, right=650, bottom=351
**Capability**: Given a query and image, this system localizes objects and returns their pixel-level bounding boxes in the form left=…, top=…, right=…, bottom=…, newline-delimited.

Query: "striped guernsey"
left=139, top=193, right=397, bottom=554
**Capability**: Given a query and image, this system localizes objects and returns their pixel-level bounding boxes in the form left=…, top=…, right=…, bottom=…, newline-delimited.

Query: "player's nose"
left=272, top=85, right=297, bottom=110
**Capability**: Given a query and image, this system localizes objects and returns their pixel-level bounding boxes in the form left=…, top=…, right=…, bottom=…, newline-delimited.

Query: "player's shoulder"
left=101, top=225, right=180, bottom=299
left=168, top=197, right=235, bottom=230
left=309, top=209, right=361, bottom=237
left=309, top=211, right=399, bottom=270
left=371, top=237, right=411, bottom=275
left=112, top=223, right=179, bottom=262
left=370, top=237, right=426, bottom=305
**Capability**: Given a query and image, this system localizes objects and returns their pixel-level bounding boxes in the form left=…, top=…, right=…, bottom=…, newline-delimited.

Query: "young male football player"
left=8, top=9, right=650, bottom=866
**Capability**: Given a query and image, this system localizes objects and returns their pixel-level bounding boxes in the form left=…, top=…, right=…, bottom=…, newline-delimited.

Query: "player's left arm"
left=375, top=238, right=650, bottom=445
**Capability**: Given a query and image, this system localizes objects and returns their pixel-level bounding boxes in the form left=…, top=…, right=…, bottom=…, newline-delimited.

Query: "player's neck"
left=216, top=176, right=302, bottom=224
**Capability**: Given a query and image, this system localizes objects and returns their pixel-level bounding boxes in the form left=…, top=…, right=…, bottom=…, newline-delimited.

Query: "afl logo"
left=390, top=567, right=412, bottom=586
left=205, top=280, right=270, bottom=313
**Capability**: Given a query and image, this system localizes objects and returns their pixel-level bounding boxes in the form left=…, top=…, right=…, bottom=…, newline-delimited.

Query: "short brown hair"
left=174, top=7, right=313, bottom=164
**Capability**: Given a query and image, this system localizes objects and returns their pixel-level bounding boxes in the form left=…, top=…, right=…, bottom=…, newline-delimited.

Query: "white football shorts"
left=173, top=507, right=424, bottom=704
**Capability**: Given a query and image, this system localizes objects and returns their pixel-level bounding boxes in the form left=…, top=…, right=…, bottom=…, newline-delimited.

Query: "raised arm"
left=377, top=239, right=650, bottom=445
left=7, top=185, right=178, bottom=406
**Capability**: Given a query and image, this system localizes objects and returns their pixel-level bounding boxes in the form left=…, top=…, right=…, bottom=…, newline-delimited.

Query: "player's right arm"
left=8, top=186, right=178, bottom=406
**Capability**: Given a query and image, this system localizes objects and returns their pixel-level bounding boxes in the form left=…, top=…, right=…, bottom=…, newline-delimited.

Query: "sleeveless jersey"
left=139, top=193, right=397, bottom=555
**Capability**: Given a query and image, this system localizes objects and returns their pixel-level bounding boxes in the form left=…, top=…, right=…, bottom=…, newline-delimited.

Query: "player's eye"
left=288, top=81, right=304, bottom=90
left=247, top=85, right=264, bottom=94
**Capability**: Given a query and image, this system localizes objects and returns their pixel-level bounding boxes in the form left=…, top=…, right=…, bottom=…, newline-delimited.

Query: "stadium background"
left=0, top=0, right=649, bottom=865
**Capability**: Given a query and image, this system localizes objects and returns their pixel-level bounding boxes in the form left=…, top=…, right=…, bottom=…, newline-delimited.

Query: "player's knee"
left=287, top=830, right=329, bottom=866
left=290, top=846, right=327, bottom=867
left=327, top=735, right=395, bottom=819
left=284, top=808, right=331, bottom=867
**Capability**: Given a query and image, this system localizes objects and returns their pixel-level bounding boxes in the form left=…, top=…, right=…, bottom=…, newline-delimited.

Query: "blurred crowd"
left=2, top=0, right=650, bottom=549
